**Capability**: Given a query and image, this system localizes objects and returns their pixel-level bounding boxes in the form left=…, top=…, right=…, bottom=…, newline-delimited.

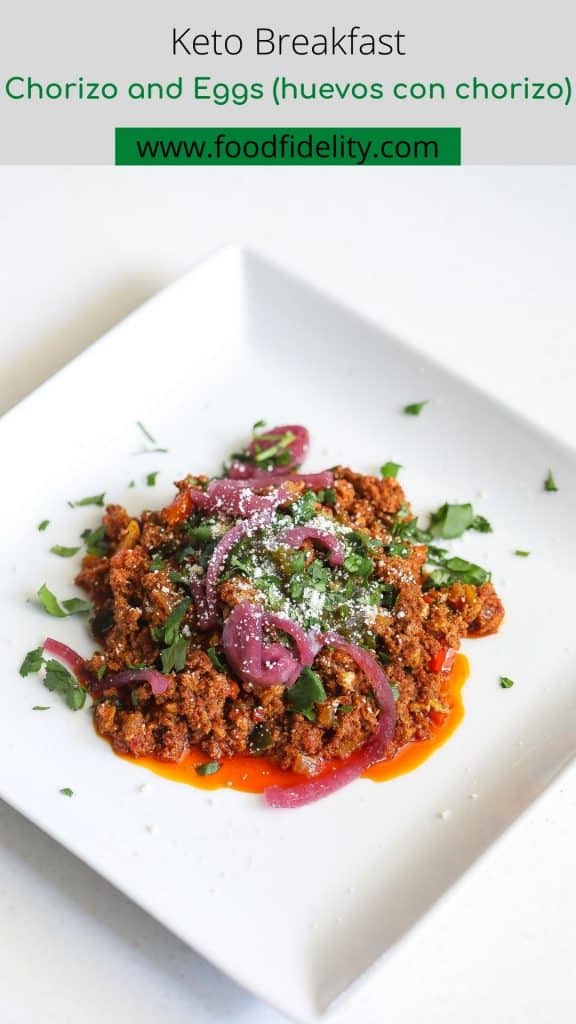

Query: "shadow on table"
left=0, top=275, right=165, bottom=416
left=0, top=798, right=281, bottom=1023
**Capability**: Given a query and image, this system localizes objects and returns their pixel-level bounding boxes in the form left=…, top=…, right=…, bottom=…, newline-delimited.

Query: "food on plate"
left=25, top=423, right=504, bottom=807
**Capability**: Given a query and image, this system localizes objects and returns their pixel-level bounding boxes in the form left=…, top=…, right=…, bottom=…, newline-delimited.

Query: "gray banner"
left=1, top=0, right=575, bottom=164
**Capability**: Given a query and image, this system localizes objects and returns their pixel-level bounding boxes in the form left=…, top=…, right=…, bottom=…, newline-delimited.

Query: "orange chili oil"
left=126, top=653, right=469, bottom=793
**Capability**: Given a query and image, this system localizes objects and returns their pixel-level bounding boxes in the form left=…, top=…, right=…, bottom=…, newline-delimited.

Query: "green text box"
left=115, top=127, right=461, bottom=166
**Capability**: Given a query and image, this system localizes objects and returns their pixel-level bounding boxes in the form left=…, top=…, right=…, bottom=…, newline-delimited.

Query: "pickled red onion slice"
left=95, top=668, right=170, bottom=696
left=278, top=527, right=344, bottom=567
left=43, top=637, right=94, bottom=687
left=192, top=510, right=275, bottom=630
left=222, top=601, right=319, bottom=687
left=228, top=424, right=309, bottom=479
left=265, top=633, right=396, bottom=808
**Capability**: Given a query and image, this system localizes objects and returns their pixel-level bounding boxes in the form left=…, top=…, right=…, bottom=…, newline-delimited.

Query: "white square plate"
left=1, top=247, right=575, bottom=1022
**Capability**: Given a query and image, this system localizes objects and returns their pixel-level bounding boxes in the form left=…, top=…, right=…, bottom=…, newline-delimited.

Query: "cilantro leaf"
left=59, top=787, right=74, bottom=797
left=514, top=549, right=530, bottom=557
left=81, top=525, right=108, bottom=557
left=69, top=493, right=105, bottom=507
left=33, top=705, right=50, bottom=711
left=161, top=600, right=190, bottom=645
left=285, top=668, right=327, bottom=722
left=43, top=659, right=86, bottom=710
left=386, top=541, right=410, bottom=558
left=154, top=599, right=191, bottom=673
left=50, top=545, right=81, bottom=558
left=318, top=486, right=336, bottom=506
left=146, top=471, right=159, bottom=487
left=499, top=676, right=514, bottom=689
left=470, top=515, right=493, bottom=534
left=160, top=636, right=188, bottom=673
left=207, top=647, right=226, bottom=672
left=195, top=761, right=221, bottom=776
left=37, top=585, right=91, bottom=617
left=148, top=554, right=166, bottom=572
left=62, top=598, right=92, bottom=615
left=37, top=520, right=50, bottom=532
left=20, top=647, right=44, bottom=676
left=424, top=554, right=491, bottom=589
left=380, top=462, right=402, bottom=479
left=290, top=490, right=318, bottom=524
left=391, top=517, right=431, bottom=544
left=544, top=470, right=558, bottom=492
left=343, top=553, right=373, bottom=577
left=135, top=421, right=167, bottom=454
left=37, top=584, right=66, bottom=617
left=403, top=401, right=428, bottom=416
left=136, top=421, right=157, bottom=444
left=429, top=503, right=474, bottom=539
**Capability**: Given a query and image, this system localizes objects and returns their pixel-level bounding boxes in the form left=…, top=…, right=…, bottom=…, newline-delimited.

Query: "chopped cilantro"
left=390, top=683, right=400, bottom=701
left=252, top=428, right=296, bottom=466
left=146, top=471, right=159, bottom=487
left=62, top=597, right=92, bottom=615
left=135, top=421, right=168, bottom=454
left=96, top=665, right=107, bottom=681
left=499, top=676, right=514, bottom=689
left=380, top=462, right=402, bottom=479
left=185, top=523, right=214, bottom=546
left=252, top=418, right=266, bottom=432
left=403, top=401, right=428, bottom=416
left=59, top=787, right=74, bottom=797
left=136, top=421, right=157, bottom=444
left=289, top=490, right=318, bottom=524
left=544, top=470, right=558, bottom=492
left=386, top=541, right=410, bottom=558
left=195, top=761, right=220, bottom=776
left=152, top=599, right=191, bottom=673
left=514, top=549, right=530, bottom=557
left=50, top=545, right=81, bottom=558
left=148, top=554, right=166, bottom=572
left=80, top=525, right=108, bottom=557
left=207, top=647, right=226, bottom=672
left=429, top=503, right=474, bottom=539
left=69, top=493, right=105, bottom=508
left=37, top=585, right=91, bottom=617
left=424, top=554, right=490, bottom=589
left=285, top=667, right=327, bottom=722
left=343, top=553, right=373, bottom=577
left=427, top=503, right=493, bottom=540
left=391, top=516, right=431, bottom=544
left=43, top=660, right=86, bottom=710
left=20, top=647, right=44, bottom=676
left=37, top=584, right=65, bottom=617
left=470, top=515, right=493, bottom=534
left=160, top=636, right=188, bottom=673
left=339, top=704, right=354, bottom=714
left=37, top=519, right=50, bottom=532
left=33, top=705, right=50, bottom=711
left=168, top=570, right=189, bottom=585
left=154, top=599, right=190, bottom=644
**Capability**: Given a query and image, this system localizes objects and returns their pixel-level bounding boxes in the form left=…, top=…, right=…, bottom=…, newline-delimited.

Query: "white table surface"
left=0, top=166, right=575, bottom=1024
